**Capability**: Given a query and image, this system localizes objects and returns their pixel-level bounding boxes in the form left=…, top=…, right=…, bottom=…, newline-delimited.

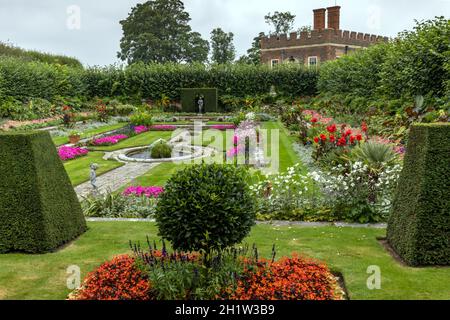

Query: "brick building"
left=260, top=6, right=388, bottom=67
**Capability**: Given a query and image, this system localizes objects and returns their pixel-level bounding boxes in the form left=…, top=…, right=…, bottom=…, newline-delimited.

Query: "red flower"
left=320, top=134, right=327, bottom=141
left=345, top=129, right=352, bottom=136
left=329, top=135, right=335, bottom=142
left=326, top=124, right=337, bottom=133
left=337, top=137, right=347, bottom=146
left=356, top=134, right=363, bottom=141
left=361, top=122, right=368, bottom=132
left=313, top=137, right=320, bottom=143
left=350, top=135, right=356, bottom=144
left=311, top=117, right=318, bottom=123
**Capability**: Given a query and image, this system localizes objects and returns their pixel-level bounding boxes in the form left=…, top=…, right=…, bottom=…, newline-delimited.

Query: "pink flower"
left=58, top=146, right=88, bottom=161
left=149, top=125, right=177, bottom=131
left=210, top=124, right=236, bottom=130
left=133, top=125, right=148, bottom=134
left=92, top=134, right=128, bottom=146
left=123, top=186, right=164, bottom=198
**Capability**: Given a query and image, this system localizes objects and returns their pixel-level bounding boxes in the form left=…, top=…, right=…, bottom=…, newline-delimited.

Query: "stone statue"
left=90, top=163, right=99, bottom=190
left=197, top=95, right=204, bottom=114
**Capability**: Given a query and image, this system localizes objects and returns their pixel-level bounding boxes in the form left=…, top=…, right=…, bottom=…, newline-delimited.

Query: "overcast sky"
left=0, top=0, right=448, bottom=66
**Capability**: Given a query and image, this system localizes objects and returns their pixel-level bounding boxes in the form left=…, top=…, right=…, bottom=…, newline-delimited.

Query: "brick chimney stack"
left=327, top=6, right=341, bottom=30
left=313, top=8, right=326, bottom=30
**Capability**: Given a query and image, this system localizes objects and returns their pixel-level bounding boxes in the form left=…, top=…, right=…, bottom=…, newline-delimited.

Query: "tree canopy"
left=118, top=0, right=209, bottom=64
left=264, top=11, right=296, bottom=35
left=210, top=28, right=236, bottom=64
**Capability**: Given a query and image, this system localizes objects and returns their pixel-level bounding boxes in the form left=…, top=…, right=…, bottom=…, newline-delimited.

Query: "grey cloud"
left=0, top=0, right=448, bottom=66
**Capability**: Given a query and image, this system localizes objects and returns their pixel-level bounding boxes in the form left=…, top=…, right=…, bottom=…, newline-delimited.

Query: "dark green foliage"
left=210, top=28, right=235, bottom=64
left=318, top=17, right=450, bottom=105
left=0, top=131, right=87, bottom=253
left=0, top=42, right=83, bottom=68
left=0, top=57, right=85, bottom=102
left=180, top=88, right=218, bottom=112
left=150, top=140, right=172, bottom=158
left=118, top=0, right=209, bottom=64
left=387, top=123, right=450, bottom=266
left=155, top=164, right=257, bottom=251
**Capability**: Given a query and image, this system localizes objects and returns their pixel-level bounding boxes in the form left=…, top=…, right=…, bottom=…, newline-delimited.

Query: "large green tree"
left=210, top=28, right=236, bottom=64
left=118, top=0, right=209, bottom=64
left=265, top=11, right=296, bottom=35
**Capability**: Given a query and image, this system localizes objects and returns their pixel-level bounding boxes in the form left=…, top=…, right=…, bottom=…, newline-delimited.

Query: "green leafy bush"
left=318, top=17, right=449, bottom=110
left=387, top=123, right=450, bottom=266
left=150, top=140, right=172, bottom=159
left=0, top=131, right=86, bottom=253
left=155, top=164, right=257, bottom=251
left=130, top=111, right=153, bottom=126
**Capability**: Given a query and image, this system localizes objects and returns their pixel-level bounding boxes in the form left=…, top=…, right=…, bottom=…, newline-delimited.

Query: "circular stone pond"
left=117, top=145, right=214, bottom=163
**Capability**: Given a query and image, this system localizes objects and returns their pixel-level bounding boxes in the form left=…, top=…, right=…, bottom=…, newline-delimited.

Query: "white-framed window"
left=308, top=56, right=318, bottom=67
left=271, top=59, right=279, bottom=68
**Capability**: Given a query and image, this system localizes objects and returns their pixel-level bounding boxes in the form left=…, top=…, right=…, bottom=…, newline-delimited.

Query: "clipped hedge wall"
left=387, top=123, right=450, bottom=266
left=0, top=131, right=87, bottom=253
left=180, top=88, right=218, bottom=112
left=0, top=58, right=318, bottom=106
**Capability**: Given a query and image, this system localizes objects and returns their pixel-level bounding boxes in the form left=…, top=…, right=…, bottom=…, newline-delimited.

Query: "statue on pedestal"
left=90, top=163, right=99, bottom=191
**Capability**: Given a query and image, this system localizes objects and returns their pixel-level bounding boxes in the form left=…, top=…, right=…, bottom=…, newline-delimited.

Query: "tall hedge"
left=387, top=123, right=450, bottom=266
left=0, top=131, right=87, bottom=253
left=0, top=58, right=318, bottom=104
left=318, top=17, right=450, bottom=102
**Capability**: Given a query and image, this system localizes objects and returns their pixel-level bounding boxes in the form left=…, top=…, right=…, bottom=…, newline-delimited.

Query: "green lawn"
left=89, top=131, right=173, bottom=151
left=52, top=123, right=127, bottom=146
left=63, top=152, right=124, bottom=186
left=120, top=162, right=188, bottom=190
left=0, top=222, right=448, bottom=300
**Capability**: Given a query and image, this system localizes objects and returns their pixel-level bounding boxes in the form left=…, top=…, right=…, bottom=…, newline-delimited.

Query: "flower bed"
left=123, top=186, right=164, bottom=198
left=225, top=255, right=343, bottom=300
left=133, top=125, right=149, bottom=134
left=148, top=125, right=177, bottom=131
left=91, top=134, right=128, bottom=146
left=210, top=124, right=236, bottom=130
left=68, top=255, right=151, bottom=300
left=69, top=251, right=343, bottom=301
left=57, top=146, right=88, bottom=161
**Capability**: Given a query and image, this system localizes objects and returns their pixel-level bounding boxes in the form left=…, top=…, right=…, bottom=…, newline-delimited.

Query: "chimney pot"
left=327, top=6, right=341, bottom=30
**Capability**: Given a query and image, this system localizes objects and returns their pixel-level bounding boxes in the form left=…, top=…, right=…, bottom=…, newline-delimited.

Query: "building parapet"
left=260, top=29, right=389, bottom=49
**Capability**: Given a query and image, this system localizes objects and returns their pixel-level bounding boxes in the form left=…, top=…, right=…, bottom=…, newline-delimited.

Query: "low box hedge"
left=0, top=131, right=87, bottom=253
left=387, top=123, right=450, bottom=266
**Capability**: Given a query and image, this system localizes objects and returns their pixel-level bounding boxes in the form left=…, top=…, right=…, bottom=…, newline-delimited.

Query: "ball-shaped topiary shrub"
left=155, top=163, right=257, bottom=251
left=150, top=140, right=172, bottom=159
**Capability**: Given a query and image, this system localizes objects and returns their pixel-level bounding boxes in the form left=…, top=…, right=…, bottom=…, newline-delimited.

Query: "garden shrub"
left=180, top=88, right=218, bottom=112
left=0, top=131, right=87, bottom=253
left=155, top=163, right=257, bottom=251
left=150, top=140, right=172, bottom=159
left=387, top=123, right=450, bottom=266
left=69, top=255, right=151, bottom=300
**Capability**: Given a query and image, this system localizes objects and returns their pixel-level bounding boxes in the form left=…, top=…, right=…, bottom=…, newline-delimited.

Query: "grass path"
left=89, top=131, right=173, bottom=152
left=0, top=222, right=448, bottom=300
